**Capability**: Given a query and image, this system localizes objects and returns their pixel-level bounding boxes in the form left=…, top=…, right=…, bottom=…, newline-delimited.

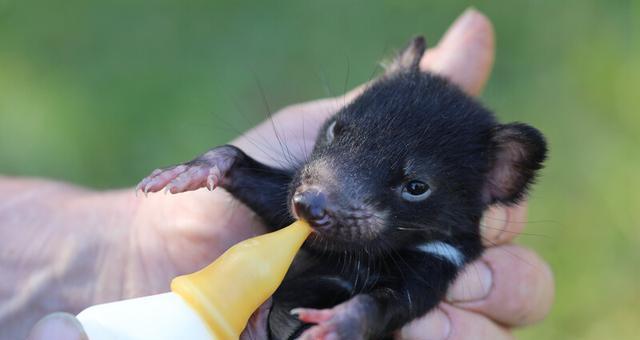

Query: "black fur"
left=142, top=37, right=547, bottom=339
left=240, top=38, right=545, bottom=339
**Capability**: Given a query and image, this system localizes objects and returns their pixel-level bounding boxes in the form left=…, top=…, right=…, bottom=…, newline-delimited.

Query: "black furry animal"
left=138, top=37, right=547, bottom=340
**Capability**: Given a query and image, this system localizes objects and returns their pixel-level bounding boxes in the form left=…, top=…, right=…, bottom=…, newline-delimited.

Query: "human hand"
left=26, top=313, right=87, bottom=340
left=18, top=7, right=553, bottom=340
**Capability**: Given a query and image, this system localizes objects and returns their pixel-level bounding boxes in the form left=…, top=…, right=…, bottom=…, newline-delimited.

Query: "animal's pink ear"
left=384, top=36, right=427, bottom=75
left=484, top=123, right=547, bottom=204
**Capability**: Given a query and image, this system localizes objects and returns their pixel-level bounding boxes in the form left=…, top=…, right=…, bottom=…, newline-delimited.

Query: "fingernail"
left=26, top=313, right=88, bottom=340
left=449, top=7, right=481, bottom=34
left=399, top=308, right=451, bottom=340
left=480, top=206, right=509, bottom=244
left=446, top=260, right=493, bottom=303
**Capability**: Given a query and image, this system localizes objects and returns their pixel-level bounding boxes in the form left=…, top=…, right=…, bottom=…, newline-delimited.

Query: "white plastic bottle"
left=76, top=292, right=212, bottom=340
left=74, top=220, right=311, bottom=340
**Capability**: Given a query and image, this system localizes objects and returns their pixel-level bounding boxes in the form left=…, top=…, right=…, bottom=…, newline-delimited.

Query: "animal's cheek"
left=344, top=209, right=389, bottom=240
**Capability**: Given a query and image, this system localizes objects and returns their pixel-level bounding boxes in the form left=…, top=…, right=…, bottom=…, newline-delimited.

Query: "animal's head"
left=290, top=37, right=547, bottom=252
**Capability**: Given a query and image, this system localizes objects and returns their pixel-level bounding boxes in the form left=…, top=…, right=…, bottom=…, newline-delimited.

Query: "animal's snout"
left=292, top=190, right=330, bottom=227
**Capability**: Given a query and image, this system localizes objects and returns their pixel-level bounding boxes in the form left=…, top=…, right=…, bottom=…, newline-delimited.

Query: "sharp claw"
left=207, top=175, right=218, bottom=191
left=136, top=161, right=228, bottom=197
left=135, top=181, right=145, bottom=194
left=206, top=166, right=222, bottom=192
left=290, top=308, right=302, bottom=316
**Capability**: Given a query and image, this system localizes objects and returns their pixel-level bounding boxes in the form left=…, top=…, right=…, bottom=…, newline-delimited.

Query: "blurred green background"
left=1, top=0, right=638, bottom=339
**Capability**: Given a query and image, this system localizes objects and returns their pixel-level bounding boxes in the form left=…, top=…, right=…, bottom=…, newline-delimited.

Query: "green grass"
left=1, top=0, right=638, bottom=338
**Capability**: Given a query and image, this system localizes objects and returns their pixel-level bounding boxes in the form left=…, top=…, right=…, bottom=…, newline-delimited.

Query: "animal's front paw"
left=293, top=295, right=375, bottom=340
left=136, top=145, right=242, bottom=194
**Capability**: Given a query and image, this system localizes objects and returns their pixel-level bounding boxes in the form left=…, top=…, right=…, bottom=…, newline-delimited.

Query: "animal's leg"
left=137, top=144, right=295, bottom=229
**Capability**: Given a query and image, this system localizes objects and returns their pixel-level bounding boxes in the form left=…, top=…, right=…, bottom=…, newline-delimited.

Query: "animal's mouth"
left=306, top=214, right=333, bottom=230
left=292, top=205, right=335, bottom=233
left=291, top=187, right=388, bottom=244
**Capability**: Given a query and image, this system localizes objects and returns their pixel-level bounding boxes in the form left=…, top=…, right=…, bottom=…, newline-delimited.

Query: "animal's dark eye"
left=401, top=180, right=431, bottom=201
left=326, top=121, right=337, bottom=143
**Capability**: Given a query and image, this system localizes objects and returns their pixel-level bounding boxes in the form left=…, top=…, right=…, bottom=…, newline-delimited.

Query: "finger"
left=479, top=203, right=528, bottom=246
left=26, top=313, right=88, bottom=340
left=420, top=7, right=495, bottom=96
left=344, top=8, right=495, bottom=103
left=445, top=245, right=555, bottom=327
left=397, top=305, right=513, bottom=340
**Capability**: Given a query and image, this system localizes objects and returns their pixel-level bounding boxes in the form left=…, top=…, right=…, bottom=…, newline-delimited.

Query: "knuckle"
left=482, top=245, right=555, bottom=325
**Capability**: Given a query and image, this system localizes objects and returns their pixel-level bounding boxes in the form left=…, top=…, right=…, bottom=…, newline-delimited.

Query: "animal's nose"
left=292, top=190, right=328, bottom=224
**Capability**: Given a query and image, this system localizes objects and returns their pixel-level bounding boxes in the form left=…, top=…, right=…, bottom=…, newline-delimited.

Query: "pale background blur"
left=1, top=1, right=638, bottom=339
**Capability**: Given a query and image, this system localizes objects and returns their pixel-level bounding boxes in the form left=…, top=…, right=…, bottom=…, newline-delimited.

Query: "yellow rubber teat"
left=170, top=220, right=311, bottom=340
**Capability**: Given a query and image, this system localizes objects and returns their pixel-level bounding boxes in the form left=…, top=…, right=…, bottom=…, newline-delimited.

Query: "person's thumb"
left=26, top=312, right=87, bottom=340
left=420, top=7, right=495, bottom=97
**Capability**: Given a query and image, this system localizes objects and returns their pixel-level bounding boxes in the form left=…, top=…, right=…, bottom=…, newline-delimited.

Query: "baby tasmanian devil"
left=138, top=37, right=547, bottom=339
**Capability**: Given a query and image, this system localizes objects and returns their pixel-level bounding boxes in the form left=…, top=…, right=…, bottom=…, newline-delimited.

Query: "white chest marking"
left=416, top=241, right=465, bottom=267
